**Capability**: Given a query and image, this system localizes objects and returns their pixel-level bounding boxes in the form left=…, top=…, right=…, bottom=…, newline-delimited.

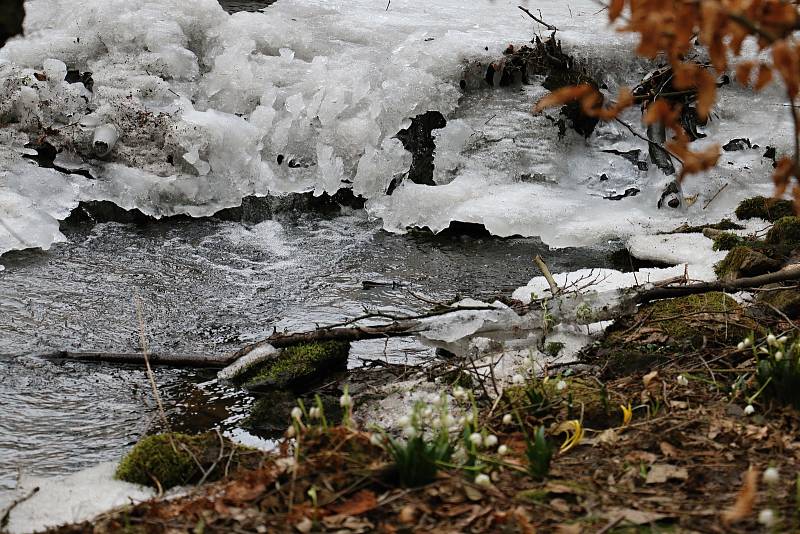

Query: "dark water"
left=0, top=0, right=624, bottom=495
left=0, top=211, right=618, bottom=492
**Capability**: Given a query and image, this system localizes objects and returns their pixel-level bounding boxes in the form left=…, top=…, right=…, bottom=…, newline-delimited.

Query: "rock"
left=757, top=288, right=800, bottom=319
left=657, top=180, right=682, bottom=209
left=711, top=232, right=745, bottom=251
left=235, top=341, right=351, bottom=392
left=392, top=111, right=447, bottom=190
left=722, top=138, right=752, bottom=151
left=0, top=0, right=24, bottom=48
left=715, top=246, right=781, bottom=280
left=735, top=196, right=794, bottom=222
left=765, top=216, right=800, bottom=251
left=115, top=432, right=259, bottom=489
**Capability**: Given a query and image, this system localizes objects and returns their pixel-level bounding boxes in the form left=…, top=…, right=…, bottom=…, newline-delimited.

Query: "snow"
left=2, top=462, right=154, bottom=534
left=0, top=0, right=787, bottom=263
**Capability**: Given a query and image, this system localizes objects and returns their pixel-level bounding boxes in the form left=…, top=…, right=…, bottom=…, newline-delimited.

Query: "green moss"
left=766, top=216, right=800, bottom=249
left=711, top=232, right=745, bottom=251
left=673, top=218, right=744, bottom=233
left=115, top=432, right=260, bottom=489
left=242, top=341, right=350, bottom=391
left=715, top=246, right=780, bottom=280
left=544, top=341, right=566, bottom=357
left=735, top=196, right=794, bottom=222
left=647, top=293, right=739, bottom=337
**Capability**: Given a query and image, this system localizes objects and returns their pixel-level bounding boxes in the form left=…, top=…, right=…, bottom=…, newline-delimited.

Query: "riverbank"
left=39, top=287, right=800, bottom=533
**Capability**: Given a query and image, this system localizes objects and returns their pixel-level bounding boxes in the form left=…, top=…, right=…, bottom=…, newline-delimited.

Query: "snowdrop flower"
left=767, top=334, right=777, bottom=346
left=457, top=416, right=468, bottom=427
left=512, top=374, right=525, bottom=385
left=743, top=337, right=753, bottom=348
left=502, top=413, right=513, bottom=425
left=286, top=425, right=296, bottom=438
left=779, top=335, right=789, bottom=344
left=398, top=415, right=410, bottom=427
left=452, top=386, right=466, bottom=400
left=775, top=351, right=783, bottom=361
left=556, top=380, right=567, bottom=392
left=677, top=375, right=689, bottom=386
left=737, top=341, right=745, bottom=350
left=422, top=407, right=433, bottom=419
left=474, top=473, right=491, bottom=487
left=441, top=414, right=455, bottom=428
left=744, top=404, right=755, bottom=415
left=370, top=433, right=383, bottom=446
left=758, top=508, right=775, bottom=527
left=291, top=407, right=303, bottom=420
left=339, top=393, right=352, bottom=408
left=497, top=444, right=508, bottom=456
left=469, top=432, right=483, bottom=446
left=763, top=467, right=779, bottom=484
left=403, top=426, right=417, bottom=438
left=484, top=434, right=498, bottom=448
left=309, top=407, right=321, bottom=419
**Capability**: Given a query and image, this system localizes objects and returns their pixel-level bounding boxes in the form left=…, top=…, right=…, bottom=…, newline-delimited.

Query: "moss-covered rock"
left=735, top=196, right=794, bottom=222
left=757, top=288, right=800, bottom=319
left=715, top=246, right=781, bottom=280
left=115, top=432, right=261, bottom=489
left=765, top=216, right=800, bottom=251
left=243, top=341, right=350, bottom=392
left=672, top=218, right=744, bottom=233
left=711, top=232, right=746, bottom=251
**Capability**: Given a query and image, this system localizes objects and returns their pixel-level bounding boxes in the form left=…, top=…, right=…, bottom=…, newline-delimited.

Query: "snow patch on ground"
left=2, top=462, right=154, bottom=534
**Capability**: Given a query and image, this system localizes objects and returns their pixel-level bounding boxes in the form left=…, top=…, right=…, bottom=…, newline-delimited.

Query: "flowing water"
left=0, top=0, right=625, bottom=496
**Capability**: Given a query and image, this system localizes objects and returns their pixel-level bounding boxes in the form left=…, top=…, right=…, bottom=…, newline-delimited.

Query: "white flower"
left=512, top=374, right=525, bottom=385
left=339, top=393, right=352, bottom=408
left=767, top=334, right=777, bottom=346
left=497, top=444, right=508, bottom=456
left=286, top=425, right=296, bottom=438
left=457, top=416, right=467, bottom=427
left=779, top=335, right=789, bottom=344
left=763, top=467, right=780, bottom=484
left=370, top=433, right=383, bottom=446
left=775, top=351, right=783, bottom=361
left=502, top=413, right=513, bottom=425
left=403, top=426, right=417, bottom=438
left=758, top=508, right=775, bottom=527
left=398, top=415, right=410, bottom=427
left=469, top=433, right=483, bottom=446
left=744, top=404, right=755, bottom=415
left=556, top=380, right=567, bottom=392
left=743, top=337, right=753, bottom=348
left=484, top=434, right=498, bottom=448
left=291, top=407, right=303, bottom=420
left=677, top=375, right=689, bottom=386
left=309, top=407, right=321, bottom=419
left=737, top=341, right=745, bottom=350
left=422, top=407, right=433, bottom=419
left=441, top=415, right=455, bottom=428
left=452, top=386, right=466, bottom=400
left=474, top=473, right=491, bottom=487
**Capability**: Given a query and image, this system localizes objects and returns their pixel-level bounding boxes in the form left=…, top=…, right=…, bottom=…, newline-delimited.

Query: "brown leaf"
left=659, top=441, right=679, bottom=458
left=735, top=61, right=754, bottom=86
left=755, top=63, right=773, bottom=90
left=645, top=464, right=689, bottom=484
left=532, top=84, right=596, bottom=113
left=721, top=466, right=759, bottom=525
left=330, top=489, right=378, bottom=516
left=224, top=481, right=266, bottom=502
left=605, top=507, right=669, bottom=525
left=398, top=505, right=416, bottom=524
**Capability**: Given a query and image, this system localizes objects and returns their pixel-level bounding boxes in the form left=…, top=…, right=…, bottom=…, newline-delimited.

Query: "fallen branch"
left=39, top=351, right=234, bottom=367
left=518, top=5, right=558, bottom=31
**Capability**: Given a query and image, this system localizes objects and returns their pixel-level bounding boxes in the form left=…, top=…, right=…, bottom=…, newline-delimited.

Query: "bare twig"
left=518, top=5, right=558, bottom=31
left=533, top=255, right=560, bottom=295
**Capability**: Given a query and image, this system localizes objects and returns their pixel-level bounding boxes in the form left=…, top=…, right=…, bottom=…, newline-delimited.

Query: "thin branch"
left=533, top=255, right=560, bottom=295
left=518, top=5, right=558, bottom=31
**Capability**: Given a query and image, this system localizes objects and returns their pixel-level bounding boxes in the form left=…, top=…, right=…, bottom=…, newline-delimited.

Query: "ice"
left=2, top=462, right=155, bottom=534
left=0, top=0, right=786, bottom=259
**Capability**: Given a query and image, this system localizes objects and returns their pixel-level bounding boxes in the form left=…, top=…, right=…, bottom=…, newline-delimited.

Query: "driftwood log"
left=42, top=266, right=800, bottom=368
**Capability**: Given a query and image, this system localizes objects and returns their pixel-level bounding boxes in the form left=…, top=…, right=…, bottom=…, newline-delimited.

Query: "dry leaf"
left=659, top=441, right=679, bottom=458
left=645, top=463, right=689, bottom=484
left=330, top=489, right=378, bottom=516
left=532, top=84, right=595, bottom=113
left=605, top=507, right=669, bottom=525
left=626, top=450, right=657, bottom=464
left=398, top=504, right=416, bottom=524
left=642, top=371, right=659, bottom=388
left=721, top=466, right=759, bottom=525
left=294, top=517, right=313, bottom=533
